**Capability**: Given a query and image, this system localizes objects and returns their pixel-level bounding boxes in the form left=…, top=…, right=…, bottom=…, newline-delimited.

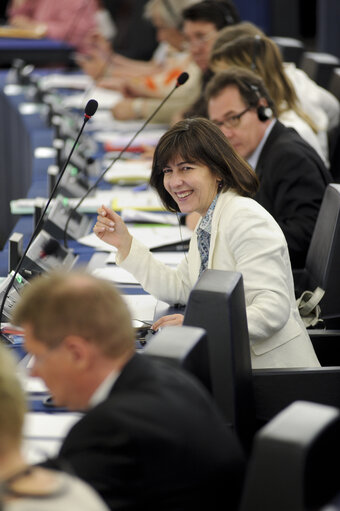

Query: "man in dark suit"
left=206, top=67, right=331, bottom=269
left=12, top=270, right=245, bottom=511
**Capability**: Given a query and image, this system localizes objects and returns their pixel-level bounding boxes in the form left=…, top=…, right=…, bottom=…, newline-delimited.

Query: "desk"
left=0, top=37, right=74, bottom=66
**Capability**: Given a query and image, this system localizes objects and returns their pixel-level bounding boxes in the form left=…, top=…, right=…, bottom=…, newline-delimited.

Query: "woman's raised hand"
left=93, top=205, right=132, bottom=261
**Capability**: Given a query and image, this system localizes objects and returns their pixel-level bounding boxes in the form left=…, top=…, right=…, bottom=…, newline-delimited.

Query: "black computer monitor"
left=148, top=269, right=255, bottom=449
left=183, top=270, right=255, bottom=448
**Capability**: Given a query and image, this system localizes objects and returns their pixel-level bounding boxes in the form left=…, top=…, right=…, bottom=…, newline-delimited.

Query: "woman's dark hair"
left=150, top=117, right=259, bottom=212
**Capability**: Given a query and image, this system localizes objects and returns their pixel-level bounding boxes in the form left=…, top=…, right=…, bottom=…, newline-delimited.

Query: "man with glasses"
left=206, top=67, right=331, bottom=269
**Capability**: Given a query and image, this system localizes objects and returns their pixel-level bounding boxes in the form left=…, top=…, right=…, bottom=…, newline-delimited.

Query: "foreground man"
left=13, top=270, right=245, bottom=511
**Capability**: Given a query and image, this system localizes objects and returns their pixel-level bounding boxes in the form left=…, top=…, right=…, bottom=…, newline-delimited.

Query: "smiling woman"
left=94, top=117, right=320, bottom=369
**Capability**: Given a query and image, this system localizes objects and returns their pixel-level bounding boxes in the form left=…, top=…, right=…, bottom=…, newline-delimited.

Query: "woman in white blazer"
left=94, top=117, right=319, bottom=369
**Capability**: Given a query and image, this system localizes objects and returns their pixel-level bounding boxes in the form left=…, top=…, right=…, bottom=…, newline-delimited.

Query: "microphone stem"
left=63, top=84, right=180, bottom=248
left=0, top=119, right=87, bottom=326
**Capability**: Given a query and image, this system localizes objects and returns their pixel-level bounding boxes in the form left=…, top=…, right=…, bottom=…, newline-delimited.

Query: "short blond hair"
left=12, top=270, right=135, bottom=358
left=0, top=346, right=26, bottom=453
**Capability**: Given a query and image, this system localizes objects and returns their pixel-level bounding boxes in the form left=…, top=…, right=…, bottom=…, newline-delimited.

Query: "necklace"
left=1, top=465, right=33, bottom=486
left=0, top=465, right=66, bottom=500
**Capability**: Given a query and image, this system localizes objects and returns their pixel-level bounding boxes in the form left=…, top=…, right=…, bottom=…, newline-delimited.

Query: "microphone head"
left=84, top=99, right=98, bottom=119
left=40, top=238, right=60, bottom=257
left=176, top=72, right=189, bottom=87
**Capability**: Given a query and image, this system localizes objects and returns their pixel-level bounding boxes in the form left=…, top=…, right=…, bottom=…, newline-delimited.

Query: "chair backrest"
left=304, top=183, right=340, bottom=321
left=182, top=269, right=255, bottom=451
left=328, top=67, right=340, bottom=101
left=240, top=401, right=340, bottom=511
left=143, top=324, right=208, bottom=378
left=271, top=36, right=304, bottom=66
left=300, top=51, right=340, bottom=88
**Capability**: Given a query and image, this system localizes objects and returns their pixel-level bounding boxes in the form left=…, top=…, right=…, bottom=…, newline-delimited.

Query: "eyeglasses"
left=213, top=106, right=251, bottom=129
left=183, top=31, right=217, bottom=49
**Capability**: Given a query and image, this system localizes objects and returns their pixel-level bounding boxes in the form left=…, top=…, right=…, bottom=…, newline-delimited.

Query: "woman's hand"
left=152, top=314, right=184, bottom=331
left=93, top=205, right=132, bottom=261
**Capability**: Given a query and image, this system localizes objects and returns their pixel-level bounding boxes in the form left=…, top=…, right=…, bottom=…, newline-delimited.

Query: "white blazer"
left=118, top=191, right=320, bottom=368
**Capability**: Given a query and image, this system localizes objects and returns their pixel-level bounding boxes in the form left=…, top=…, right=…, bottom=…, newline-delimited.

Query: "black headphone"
left=249, top=83, right=273, bottom=122
left=205, top=0, right=239, bottom=26
left=215, top=1, right=238, bottom=25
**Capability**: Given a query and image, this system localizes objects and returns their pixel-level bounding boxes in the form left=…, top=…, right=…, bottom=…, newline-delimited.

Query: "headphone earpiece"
left=206, top=0, right=238, bottom=25
left=257, top=105, right=273, bottom=122
left=248, top=83, right=272, bottom=122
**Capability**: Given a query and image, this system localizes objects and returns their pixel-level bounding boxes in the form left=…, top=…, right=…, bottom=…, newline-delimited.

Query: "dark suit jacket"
left=47, top=354, right=245, bottom=511
left=255, top=121, right=331, bottom=268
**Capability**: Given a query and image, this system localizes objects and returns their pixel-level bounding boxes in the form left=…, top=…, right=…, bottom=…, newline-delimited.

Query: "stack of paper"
left=104, top=160, right=152, bottom=184
left=79, top=225, right=192, bottom=252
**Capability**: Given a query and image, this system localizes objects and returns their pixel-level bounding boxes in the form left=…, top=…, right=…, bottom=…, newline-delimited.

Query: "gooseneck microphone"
left=63, top=72, right=190, bottom=247
left=0, top=99, right=98, bottom=326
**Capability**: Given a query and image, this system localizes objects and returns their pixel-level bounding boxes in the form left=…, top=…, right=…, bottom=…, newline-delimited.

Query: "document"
left=39, top=73, right=93, bottom=90
left=93, top=266, right=139, bottom=284
left=61, top=87, right=122, bottom=110
left=94, top=129, right=166, bottom=149
left=79, top=225, right=192, bottom=251
left=120, top=209, right=178, bottom=225
left=105, top=250, right=186, bottom=266
left=23, top=412, right=82, bottom=463
left=104, top=160, right=152, bottom=183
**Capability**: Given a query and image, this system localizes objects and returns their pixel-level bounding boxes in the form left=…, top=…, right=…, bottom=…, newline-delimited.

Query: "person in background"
left=7, top=0, right=99, bottom=54
left=111, top=0, right=201, bottom=122
left=178, top=0, right=240, bottom=119
left=206, top=67, right=331, bottom=268
left=209, top=30, right=330, bottom=165
left=79, top=0, right=201, bottom=124
left=94, top=117, right=320, bottom=369
left=12, top=270, right=245, bottom=511
left=100, top=0, right=158, bottom=61
left=210, top=21, right=340, bottom=154
left=0, top=344, right=109, bottom=511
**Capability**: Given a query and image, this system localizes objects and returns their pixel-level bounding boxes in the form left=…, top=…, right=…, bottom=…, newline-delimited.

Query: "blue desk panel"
left=0, top=37, right=74, bottom=66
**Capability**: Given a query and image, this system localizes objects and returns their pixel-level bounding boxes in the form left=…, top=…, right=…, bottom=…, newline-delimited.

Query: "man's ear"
left=62, top=335, right=93, bottom=370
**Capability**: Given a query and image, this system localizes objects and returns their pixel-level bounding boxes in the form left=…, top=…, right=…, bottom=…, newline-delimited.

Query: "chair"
left=240, top=401, right=340, bottom=511
left=271, top=36, right=304, bottom=66
left=328, top=67, right=340, bottom=101
left=300, top=51, right=340, bottom=89
left=294, top=183, right=340, bottom=327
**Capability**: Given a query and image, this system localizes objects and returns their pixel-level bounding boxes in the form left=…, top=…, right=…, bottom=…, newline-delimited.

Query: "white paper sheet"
left=122, top=294, right=160, bottom=323
left=79, top=225, right=191, bottom=251
left=105, top=250, right=186, bottom=266
left=93, top=266, right=139, bottom=284
left=62, top=87, right=122, bottom=110
left=120, top=209, right=178, bottom=225
left=39, top=73, right=93, bottom=90
left=104, top=160, right=152, bottom=183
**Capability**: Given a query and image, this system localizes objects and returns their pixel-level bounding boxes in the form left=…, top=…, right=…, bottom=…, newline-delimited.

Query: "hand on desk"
left=93, top=205, right=132, bottom=261
left=152, top=314, right=184, bottom=331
